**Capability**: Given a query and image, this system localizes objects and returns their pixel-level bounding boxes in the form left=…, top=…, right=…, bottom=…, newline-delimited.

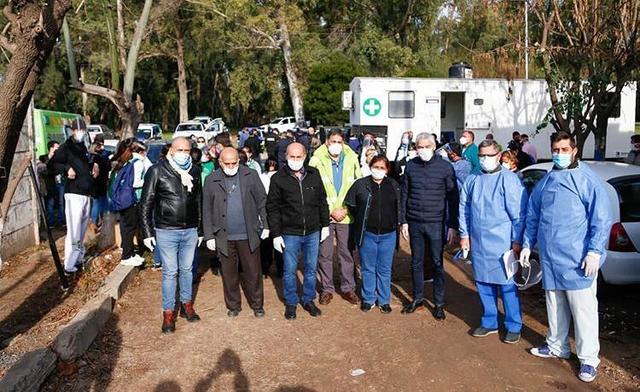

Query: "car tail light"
left=609, top=223, right=637, bottom=252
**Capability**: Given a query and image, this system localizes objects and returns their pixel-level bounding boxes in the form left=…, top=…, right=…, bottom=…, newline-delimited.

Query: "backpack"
left=109, top=159, right=138, bottom=212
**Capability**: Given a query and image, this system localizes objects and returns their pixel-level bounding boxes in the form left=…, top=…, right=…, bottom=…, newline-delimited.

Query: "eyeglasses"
left=478, top=152, right=500, bottom=158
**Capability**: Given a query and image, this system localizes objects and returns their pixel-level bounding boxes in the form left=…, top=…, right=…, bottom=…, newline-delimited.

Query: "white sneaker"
left=132, top=254, right=145, bottom=263
left=120, top=256, right=143, bottom=266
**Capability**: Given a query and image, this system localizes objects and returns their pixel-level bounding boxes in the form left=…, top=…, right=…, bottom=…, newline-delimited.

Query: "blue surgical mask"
left=173, top=152, right=192, bottom=169
left=552, top=153, right=573, bottom=169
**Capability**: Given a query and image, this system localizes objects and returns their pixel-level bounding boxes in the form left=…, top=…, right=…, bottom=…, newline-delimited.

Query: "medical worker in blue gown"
left=520, top=131, right=612, bottom=384
left=459, top=139, right=528, bottom=344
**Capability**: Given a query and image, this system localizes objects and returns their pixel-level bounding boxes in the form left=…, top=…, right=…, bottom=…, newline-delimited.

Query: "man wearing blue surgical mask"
left=140, top=137, right=204, bottom=334
left=459, top=140, right=528, bottom=344
left=520, top=131, right=612, bottom=383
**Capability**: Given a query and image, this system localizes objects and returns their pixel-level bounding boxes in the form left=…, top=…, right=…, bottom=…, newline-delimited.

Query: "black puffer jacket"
left=266, top=165, right=329, bottom=237
left=48, top=138, right=95, bottom=196
left=140, top=159, right=202, bottom=238
left=400, top=155, right=459, bottom=228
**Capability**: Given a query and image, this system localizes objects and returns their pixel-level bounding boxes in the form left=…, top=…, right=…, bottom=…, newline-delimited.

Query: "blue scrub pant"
left=476, top=281, right=522, bottom=333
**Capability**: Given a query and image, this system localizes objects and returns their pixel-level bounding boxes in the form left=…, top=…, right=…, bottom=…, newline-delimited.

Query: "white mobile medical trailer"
left=343, top=77, right=637, bottom=161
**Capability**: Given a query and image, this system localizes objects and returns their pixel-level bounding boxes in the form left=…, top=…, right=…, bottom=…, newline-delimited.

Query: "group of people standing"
left=44, top=122, right=614, bottom=384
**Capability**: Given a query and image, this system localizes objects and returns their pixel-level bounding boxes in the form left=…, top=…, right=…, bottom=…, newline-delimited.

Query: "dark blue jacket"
left=400, top=156, right=459, bottom=228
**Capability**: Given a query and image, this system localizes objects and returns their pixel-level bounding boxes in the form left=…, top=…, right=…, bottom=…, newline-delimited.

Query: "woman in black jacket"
left=345, top=155, right=400, bottom=313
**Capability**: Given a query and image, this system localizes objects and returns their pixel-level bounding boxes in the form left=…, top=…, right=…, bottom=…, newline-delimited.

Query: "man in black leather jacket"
left=139, top=137, right=203, bottom=333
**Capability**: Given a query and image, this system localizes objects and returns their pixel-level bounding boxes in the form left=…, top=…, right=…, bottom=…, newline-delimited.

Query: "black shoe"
left=227, top=309, right=241, bottom=317
left=360, top=302, right=374, bottom=312
left=503, top=331, right=521, bottom=344
left=302, top=301, right=322, bottom=317
left=401, top=300, right=424, bottom=314
left=471, top=326, right=499, bottom=337
left=379, top=304, right=392, bottom=314
left=253, top=308, right=265, bottom=318
left=284, top=305, right=297, bottom=320
left=433, top=305, right=446, bottom=320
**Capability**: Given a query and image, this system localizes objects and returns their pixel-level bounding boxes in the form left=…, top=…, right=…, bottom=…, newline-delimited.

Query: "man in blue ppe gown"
left=459, top=139, right=528, bottom=344
left=520, top=131, right=612, bottom=384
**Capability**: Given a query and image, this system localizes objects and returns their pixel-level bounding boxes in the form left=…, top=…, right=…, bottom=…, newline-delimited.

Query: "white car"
left=260, top=116, right=296, bottom=133
left=521, top=161, right=640, bottom=285
left=173, top=121, right=215, bottom=141
left=87, top=124, right=119, bottom=147
left=136, top=123, right=163, bottom=141
left=192, top=116, right=226, bottom=135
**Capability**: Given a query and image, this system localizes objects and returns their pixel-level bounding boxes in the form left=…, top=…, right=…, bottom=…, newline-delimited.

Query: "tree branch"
left=0, top=33, right=15, bottom=54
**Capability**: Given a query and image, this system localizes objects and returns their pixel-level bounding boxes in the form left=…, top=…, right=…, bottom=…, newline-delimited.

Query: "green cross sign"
left=363, top=98, right=381, bottom=116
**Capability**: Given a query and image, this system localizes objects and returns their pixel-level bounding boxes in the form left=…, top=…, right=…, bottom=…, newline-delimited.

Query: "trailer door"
left=424, top=96, right=441, bottom=135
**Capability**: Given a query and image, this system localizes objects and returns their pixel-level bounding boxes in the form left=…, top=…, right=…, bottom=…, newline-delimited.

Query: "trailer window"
left=388, top=91, right=414, bottom=118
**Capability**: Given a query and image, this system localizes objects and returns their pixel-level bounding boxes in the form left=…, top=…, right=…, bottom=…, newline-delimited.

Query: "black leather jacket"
left=140, top=159, right=202, bottom=238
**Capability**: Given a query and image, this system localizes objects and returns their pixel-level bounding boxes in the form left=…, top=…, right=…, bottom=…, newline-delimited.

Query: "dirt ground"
left=35, top=239, right=640, bottom=392
left=0, top=227, right=121, bottom=378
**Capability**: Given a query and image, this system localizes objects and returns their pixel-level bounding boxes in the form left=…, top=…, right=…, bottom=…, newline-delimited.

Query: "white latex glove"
left=320, top=227, right=330, bottom=242
left=197, top=237, right=203, bottom=247
left=519, top=247, right=531, bottom=267
left=206, top=239, right=216, bottom=251
left=581, top=251, right=601, bottom=277
left=273, top=236, right=285, bottom=253
left=460, top=237, right=470, bottom=259
left=143, top=237, right=156, bottom=251
left=401, top=224, right=409, bottom=241
left=260, top=229, right=270, bottom=240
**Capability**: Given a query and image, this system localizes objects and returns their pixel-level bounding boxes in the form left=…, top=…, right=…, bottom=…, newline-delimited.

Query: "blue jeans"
left=476, top=281, right=522, bottom=333
left=156, top=228, right=197, bottom=310
left=282, top=231, right=320, bottom=306
left=359, top=231, right=396, bottom=305
left=409, top=221, right=445, bottom=306
left=90, top=195, right=108, bottom=224
left=46, top=184, right=65, bottom=225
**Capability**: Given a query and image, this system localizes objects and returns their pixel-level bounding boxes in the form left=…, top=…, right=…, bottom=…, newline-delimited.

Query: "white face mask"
left=287, top=159, right=304, bottom=172
left=418, top=148, right=434, bottom=162
left=501, top=162, right=512, bottom=170
left=197, top=143, right=206, bottom=149
left=74, top=131, right=86, bottom=142
left=459, top=136, right=468, bottom=146
left=408, top=151, right=417, bottom=159
left=371, top=168, right=386, bottom=180
left=223, top=166, right=238, bottom=176
left=328, top=143, right=343, bottom=156
left=401, top=137, right=410, bottom=145
left=480, top=156, right=500, bottom=172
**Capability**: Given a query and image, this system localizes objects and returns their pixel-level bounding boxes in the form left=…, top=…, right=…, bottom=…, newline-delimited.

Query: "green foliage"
left=28, top=0, right=533, bottom=130
left=305, top=53, right=365, bottom=125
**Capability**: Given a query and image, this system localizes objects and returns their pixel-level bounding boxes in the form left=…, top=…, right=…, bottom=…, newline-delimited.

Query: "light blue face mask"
left=173, top=152, right=192, bottom=169
left=552, top=153, right=573, bottom=169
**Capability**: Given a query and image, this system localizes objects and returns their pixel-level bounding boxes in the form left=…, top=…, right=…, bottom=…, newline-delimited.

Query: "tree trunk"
left=116, top=0, right=127, bottom=70
left=0, top=1, right=72, bottom=202
left=279, top=20, right=305, bottom=126
left=122, top=0, right=153, bottom=102
left=175, top=23, right=189, bottom=122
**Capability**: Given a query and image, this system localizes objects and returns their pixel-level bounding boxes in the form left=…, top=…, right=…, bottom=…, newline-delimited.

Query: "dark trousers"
left=423, top=241, right=435, bottom=280
left=260, top=235, right=283, bottom=277
left=409, top=221, right=445, bottom=306
left=119, top=204, right=139, bottom=259
left=219, top=240, right=263, bottom=310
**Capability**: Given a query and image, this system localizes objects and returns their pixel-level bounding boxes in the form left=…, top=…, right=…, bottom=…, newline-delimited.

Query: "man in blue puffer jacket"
left=400, top=133, right=459, bottom=320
